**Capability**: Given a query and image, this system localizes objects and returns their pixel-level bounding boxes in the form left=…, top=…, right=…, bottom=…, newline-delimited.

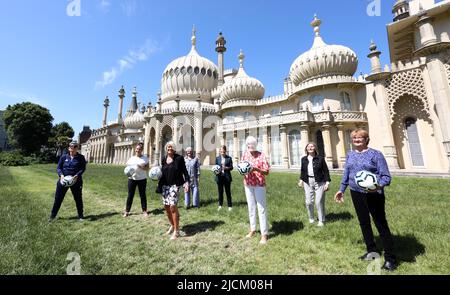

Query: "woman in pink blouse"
left=241, top=136, right=271, bottom=245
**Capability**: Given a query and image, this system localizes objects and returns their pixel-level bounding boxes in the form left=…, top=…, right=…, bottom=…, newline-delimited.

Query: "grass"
left=0, top=164, right=449, bottom=275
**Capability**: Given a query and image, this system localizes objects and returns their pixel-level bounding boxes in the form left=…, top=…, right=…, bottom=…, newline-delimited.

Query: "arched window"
left=311, top=94, right=324, bottom=112
left=405, top=117, right=424, bottom=167
left=289, top=130, right=302, bottom=166
left=224, top=112, right=235, bottom=124
left=340, top=92, right=352, bottom=111
left=226, top=137, right=234, bottom=160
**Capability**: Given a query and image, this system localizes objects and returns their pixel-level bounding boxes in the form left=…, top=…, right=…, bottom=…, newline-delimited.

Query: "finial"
left=238, top=49, right=245, bottom=68
left=104, top=96, right=110, bottom=106
left=369, top=39, right=377, bottom=52
left=191, top=24, right=196, bottom=47
left=132, top=87, right=137, bottom=97
left=311, top=14, right=322, bottom=37
left=119, top=85, right=125, bottom=95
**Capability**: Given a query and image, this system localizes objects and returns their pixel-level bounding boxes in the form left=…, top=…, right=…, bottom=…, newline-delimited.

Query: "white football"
left=61, top=175, right=76, bottom=187
left=212, top=165, right=221, bottom=175
left=354, top=170, right=378, bottom=191
left=124, top=166, right=136, bottom=177
left=149, top=166, right=162, bottom=181
left=237, top=161, right=252, bottom=175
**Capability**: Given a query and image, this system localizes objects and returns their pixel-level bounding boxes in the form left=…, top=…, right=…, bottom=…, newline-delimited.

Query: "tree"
left=49, top=122, right=75, bottom=156
left=3, top=102, right=53, bottom=155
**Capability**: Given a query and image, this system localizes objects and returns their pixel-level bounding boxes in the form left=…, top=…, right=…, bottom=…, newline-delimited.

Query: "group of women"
left=49, top=129, right=397, bottom=271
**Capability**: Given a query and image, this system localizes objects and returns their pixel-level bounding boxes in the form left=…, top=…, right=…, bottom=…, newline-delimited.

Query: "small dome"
left=161, top=27, right=218, bottom=101
left=289, top=15, right=358, bottom=86
left=124, top=110, right=145, bottom=129
left=220, top=50, right=265, bottom=102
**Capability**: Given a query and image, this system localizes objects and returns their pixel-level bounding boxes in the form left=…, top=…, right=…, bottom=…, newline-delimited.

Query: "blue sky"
left=0, top=0, right=396, bottom=136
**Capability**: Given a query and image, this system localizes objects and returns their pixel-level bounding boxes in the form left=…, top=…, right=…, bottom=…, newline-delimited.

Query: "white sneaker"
left=309, top=219, right=315, bottom=224
left=228, top=207, right=233, bottom=212
left=317, top=221, right=324, bottom=227
left=166, top=225, right=174, bottom=235
left=217, top=206, right=222, bottom=211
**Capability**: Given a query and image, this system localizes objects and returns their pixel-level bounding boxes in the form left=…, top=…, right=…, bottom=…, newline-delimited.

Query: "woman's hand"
left=324, top=182, right=330, bottom=192
left=183, top=182, right=189, bottom=193
left=334, top=191, right=344, bottom=203
left=298, top=180, right=303, bottom=188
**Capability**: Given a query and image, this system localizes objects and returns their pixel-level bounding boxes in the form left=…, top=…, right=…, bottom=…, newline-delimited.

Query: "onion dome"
left=124, top=87, right=145, bottom=129
left=289, top=15, right=358, bottom=86
left=220, top=50, right=265, bottom=102
left=161, top=26, right=219, bottom=101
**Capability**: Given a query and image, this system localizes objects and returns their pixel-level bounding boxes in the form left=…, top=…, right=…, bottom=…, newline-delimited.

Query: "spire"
left=189, top=25, right=198, bottom=55
left=236, top=49, right=249, bottom=78
left=311, top=14, right=326, bottom=49
left=191, top=24, right=196, bottom=48
left=126, top=87, right=138, bottom=117
left=238, top=49, right=245, bottom=68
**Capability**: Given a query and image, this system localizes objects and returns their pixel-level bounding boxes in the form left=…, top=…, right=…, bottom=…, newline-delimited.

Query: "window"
left=180, top=67, right=186, bottom=75
left=340, top=92, right=352, bottom=111
left=201, top=68, right=206, bottom=76
left=225, top=112, right=235, bottom=124
left=316, top=130, right=325, bottom=157
left=207, top=69, right=212, bottom=77
left=174, top=67, right=180, bottom=76
left=187, top=66, right=193, bottom=74
left=226, top=138, right=234, bottom=159
left=311, top=94, right=324, bottom=112
left=270, top=109, right=280, bottom=117
left=194, top=67, right=200, bottom=75
left=270, top=134, right=282, bottom=165
left=345, top=130, right=354, bottom=152
left=213, top=71, right=218, bottom=79
left=243, top=112, right=252, bottom=120
left=289, top=130, right=302, bottom=166
left=405, top=117, right=424, bottom=167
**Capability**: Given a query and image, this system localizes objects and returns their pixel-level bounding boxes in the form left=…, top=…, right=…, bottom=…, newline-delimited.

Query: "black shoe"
left=359, top=252, right=381, bottom=261
left=382, top=260, right=397, bottom=271
left=48, top=216, right=55, bottom=223
left=78, top=216, right=85, bottom=222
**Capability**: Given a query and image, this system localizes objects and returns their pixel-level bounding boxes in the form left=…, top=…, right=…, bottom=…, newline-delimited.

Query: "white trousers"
left=244, top=186, right=269, bottom=235
left=303, top=178, right=326, bottom=222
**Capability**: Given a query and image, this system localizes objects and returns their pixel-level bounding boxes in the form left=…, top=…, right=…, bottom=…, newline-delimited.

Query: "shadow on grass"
left=375, top=234, right=426, bottom=264
left=199, top=199, right=248, bottom=207
left=149, top=208, right=165, bottom=215
left=182, top=220, right=225, bottom=236
left=65, top=212, right=120, bottom=221
left=271, top=220, right=304, bottom=237
left=325, top=212, right=353, bottom=223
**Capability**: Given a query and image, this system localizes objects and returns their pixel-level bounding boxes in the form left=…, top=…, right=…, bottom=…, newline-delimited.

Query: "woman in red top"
left=241, top=136, right=270, bottom=244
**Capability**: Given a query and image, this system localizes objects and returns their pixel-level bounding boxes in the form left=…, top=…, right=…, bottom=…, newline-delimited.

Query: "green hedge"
left=0, top=151, right=33, bottom=166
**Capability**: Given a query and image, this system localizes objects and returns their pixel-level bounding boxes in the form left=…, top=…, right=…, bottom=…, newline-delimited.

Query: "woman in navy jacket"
left=49, top=141, right=87, bottom=222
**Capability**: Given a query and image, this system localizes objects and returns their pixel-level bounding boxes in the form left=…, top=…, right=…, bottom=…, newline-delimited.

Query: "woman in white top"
left=298, top=143, right=331, bottom=227
left=123, top=143, right=149, bottom=217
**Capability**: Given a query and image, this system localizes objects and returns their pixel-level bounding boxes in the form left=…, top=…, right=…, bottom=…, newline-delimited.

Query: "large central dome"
left=289, top=15, right=358, bottom=86
left=161, top=27, right=219, bottom=102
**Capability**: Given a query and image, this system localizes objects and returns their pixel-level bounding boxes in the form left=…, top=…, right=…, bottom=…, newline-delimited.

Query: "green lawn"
left=0, top=164, right=449, bottom=275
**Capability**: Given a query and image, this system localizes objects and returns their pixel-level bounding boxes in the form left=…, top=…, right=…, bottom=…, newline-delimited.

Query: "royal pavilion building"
left=83, top=0, right=450, bottom=174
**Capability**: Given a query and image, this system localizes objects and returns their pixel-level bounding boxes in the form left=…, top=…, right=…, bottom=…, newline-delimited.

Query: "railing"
left=218, top=110, right=367, bottom=132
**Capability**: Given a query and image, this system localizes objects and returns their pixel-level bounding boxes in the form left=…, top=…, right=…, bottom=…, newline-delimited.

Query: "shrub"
left=0, top=151, right=32, bottom=166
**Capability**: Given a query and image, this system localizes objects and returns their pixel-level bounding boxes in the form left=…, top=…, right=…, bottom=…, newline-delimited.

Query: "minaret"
left=367, top=40, right=382, bottom=74
left=118, top=86, right=125, bottom=124
left=392, top=0, right=410, bottom=22
left=215, top=31, right=227, bottom=86
left=102, top=96, right=110, bottom=127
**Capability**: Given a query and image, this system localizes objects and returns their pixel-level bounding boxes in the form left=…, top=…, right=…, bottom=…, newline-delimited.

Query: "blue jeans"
left=184, top=185, right=199, bottom=207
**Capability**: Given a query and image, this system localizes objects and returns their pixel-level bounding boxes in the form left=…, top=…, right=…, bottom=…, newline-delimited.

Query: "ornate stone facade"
left=83, top=0, right=450, bottom=173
